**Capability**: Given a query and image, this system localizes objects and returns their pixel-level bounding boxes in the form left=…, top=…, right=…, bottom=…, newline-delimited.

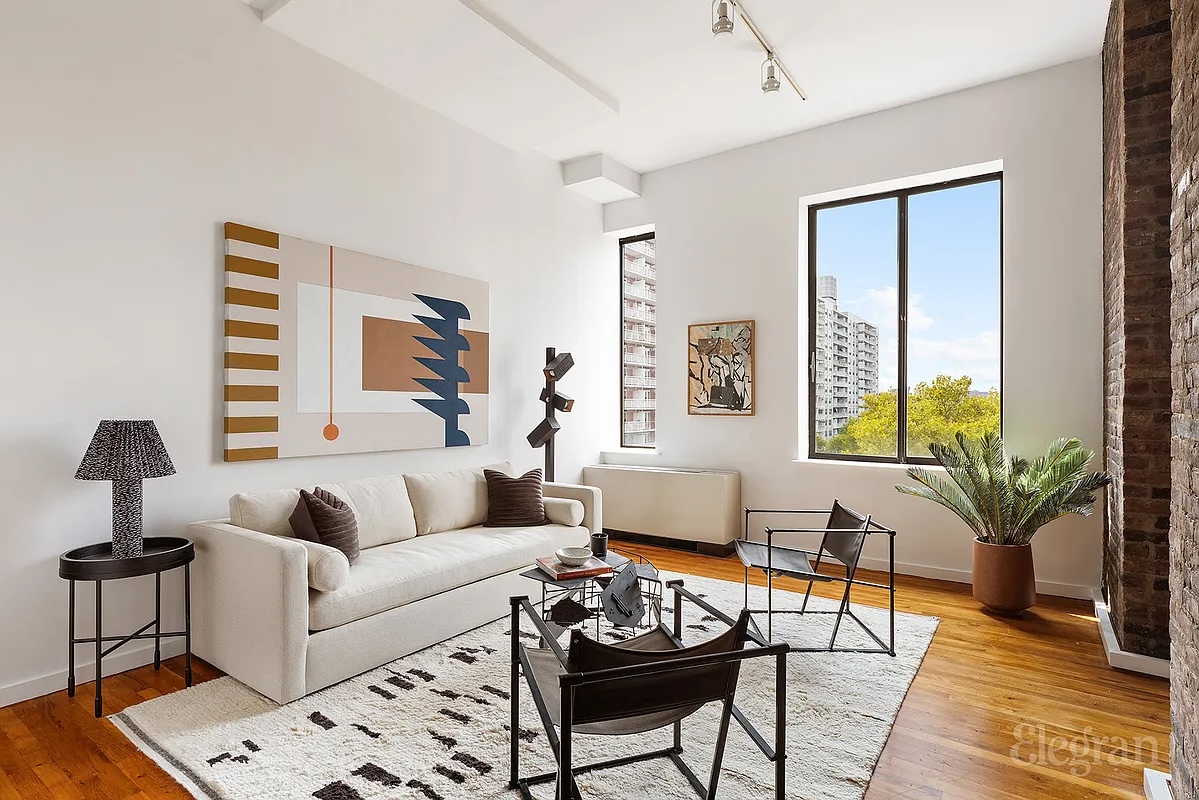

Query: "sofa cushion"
left=290, top=488, right=360, bottom=564
left=404, top=462, right=512, bottom=535
left=484, top=468, right=547, bottom=527
left=319, top=475, right=417, bottom=548
left=544, top=497, right=585, bottom=527
left=229, top=488, right=301, bottom=537
left=308, top=523, right=586, bottom=631
left=297, top=539, right=351, bottom=592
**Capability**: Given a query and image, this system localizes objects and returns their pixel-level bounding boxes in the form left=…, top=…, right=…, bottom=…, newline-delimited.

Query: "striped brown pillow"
left=289, top=487, right=360, bottom=564
left=484, top=468, right=549, bottom=527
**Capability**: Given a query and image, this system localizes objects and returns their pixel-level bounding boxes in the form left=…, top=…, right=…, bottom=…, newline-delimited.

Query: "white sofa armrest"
left=188, top=520, right=310, bottom=704
left=543, top=483, right=602, bottom=534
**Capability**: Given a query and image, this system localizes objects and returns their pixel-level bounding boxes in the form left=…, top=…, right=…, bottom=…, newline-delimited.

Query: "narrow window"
left=621, top=234, right=656, bottom=448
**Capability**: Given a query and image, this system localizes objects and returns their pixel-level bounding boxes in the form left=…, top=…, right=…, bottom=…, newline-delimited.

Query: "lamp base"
left=112, top=479, right=144, bottom=559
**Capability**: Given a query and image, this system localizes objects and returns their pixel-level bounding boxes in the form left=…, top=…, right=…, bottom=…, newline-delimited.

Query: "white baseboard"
left=1145, top=768, right=1174, bottom=799
left=1092, top=590, right=1171, bottom=679
left=855, top=556, right=1094, bottom=600
left=0, top=640, right=187, bottom=710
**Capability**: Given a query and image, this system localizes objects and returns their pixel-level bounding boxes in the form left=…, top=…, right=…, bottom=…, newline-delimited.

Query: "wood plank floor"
left=0, top=541, right=1170, bottom=799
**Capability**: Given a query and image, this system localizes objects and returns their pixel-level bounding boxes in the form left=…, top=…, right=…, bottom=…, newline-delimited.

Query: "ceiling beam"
left=457, top=0, right=620, bottom=114
left=258, top=0, right=297, bottom=22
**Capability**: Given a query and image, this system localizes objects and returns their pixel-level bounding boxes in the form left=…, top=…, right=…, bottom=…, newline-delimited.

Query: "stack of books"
left=535, top=555, right=612, bottom=581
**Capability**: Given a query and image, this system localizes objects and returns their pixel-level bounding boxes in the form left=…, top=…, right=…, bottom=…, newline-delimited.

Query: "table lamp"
left=75, top=420, right=175, bottom=559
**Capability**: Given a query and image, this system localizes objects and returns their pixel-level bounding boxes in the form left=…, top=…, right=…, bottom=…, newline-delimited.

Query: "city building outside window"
left=620, top=234, right=656, bottom=447
left=808, top=173, right=1002, bottom=463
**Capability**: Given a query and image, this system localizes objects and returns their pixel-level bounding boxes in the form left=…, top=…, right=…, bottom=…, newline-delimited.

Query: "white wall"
left=604, top=58, right=1104, bottom=596
left=0, top=0, right=616, bottom=706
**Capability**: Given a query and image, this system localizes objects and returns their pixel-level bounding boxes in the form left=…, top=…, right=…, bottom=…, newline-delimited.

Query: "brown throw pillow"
left=484, top=468, right=549, bottom=527
left=289, top=488, right=360, bottom=564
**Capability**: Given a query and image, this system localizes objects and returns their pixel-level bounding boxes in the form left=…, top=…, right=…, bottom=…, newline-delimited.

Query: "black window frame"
left=807, top=171, right=1004, bottom=465
left=620, top=232, right=657, bottom=449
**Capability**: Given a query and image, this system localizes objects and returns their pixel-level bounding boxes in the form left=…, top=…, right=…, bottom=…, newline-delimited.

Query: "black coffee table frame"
left=60, top=536, right=195, bottom=717
left=520, top=549, right=662, bottom=638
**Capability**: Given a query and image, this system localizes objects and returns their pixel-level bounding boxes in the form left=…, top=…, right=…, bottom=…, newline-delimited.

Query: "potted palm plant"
left=896, top=432, right=1111, bottom=616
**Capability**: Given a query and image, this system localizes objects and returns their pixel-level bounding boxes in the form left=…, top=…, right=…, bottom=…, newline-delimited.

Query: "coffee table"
left=520, top=549, right=662, bottom=639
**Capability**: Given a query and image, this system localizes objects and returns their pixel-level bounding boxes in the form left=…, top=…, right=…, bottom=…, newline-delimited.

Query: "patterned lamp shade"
left=76, top=420, right=174, bottom=559
left=75, top=420, right=175, bottom=481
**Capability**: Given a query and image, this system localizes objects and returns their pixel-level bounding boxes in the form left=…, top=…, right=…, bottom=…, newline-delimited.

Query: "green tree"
left=822, top=375, right=1000, bottom=457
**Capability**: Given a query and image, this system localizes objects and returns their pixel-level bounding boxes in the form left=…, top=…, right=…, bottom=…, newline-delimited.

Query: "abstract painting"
left=688, top=320, right=754, bottom=416
left=222, top=222, right=488, bottom=461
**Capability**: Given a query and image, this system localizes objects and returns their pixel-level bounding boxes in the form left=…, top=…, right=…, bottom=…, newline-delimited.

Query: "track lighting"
left=709, top=0, right=807, bottom=101
left=712, top=0, right=735, bottom=37
left=761, top=54, right=781, bottom=95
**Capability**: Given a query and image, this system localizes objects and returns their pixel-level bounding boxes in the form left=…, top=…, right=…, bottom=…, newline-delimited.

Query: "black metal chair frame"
left=738, top=502, right=897, bottom=655
left=509, top=580, right=790, bottom=800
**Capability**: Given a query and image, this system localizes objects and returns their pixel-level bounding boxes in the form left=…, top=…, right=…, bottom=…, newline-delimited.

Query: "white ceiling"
left=240, top=0, right=1108, bottom=174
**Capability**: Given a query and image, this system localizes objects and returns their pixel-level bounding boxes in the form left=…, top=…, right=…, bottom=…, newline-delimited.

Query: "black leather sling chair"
left=509, top=580, right=790, bottom=800
left=737, top=500, right=897, bottom=654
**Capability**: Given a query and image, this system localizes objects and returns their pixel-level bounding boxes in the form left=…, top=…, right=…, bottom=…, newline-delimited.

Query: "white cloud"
left=909, top=330, right=1001, bottom=390
left=837, top=286, right=996, bottom=392
left=856, top=286, right=934, bottom=333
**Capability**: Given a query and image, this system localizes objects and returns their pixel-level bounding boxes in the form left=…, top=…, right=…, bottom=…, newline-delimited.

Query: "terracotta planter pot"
left=972, top=539, right=1036, bottom=616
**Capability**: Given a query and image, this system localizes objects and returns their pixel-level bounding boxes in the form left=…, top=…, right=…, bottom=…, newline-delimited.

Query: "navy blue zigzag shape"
left=412, top=293, right=472, bottom=447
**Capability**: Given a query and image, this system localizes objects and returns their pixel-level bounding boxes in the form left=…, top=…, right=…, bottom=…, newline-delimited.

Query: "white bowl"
left=556, top=547, right=593, bottom=567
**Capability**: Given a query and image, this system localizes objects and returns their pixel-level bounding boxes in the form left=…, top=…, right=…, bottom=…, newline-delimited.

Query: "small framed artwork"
left=688, top=320, right=755, bottom=416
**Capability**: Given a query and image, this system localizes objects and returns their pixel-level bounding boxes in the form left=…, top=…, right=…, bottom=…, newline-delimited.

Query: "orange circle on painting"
left=323, top=423, right=340, bottom=441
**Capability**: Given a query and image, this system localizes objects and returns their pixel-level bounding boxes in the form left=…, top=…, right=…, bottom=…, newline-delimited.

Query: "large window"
left=621, top=233, right=656, bottom=447
left=808, top=173, right=1002, bottom=463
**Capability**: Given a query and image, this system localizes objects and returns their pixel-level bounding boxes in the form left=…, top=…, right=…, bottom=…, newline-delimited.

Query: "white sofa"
left=188, top=463, right=599, bottom=704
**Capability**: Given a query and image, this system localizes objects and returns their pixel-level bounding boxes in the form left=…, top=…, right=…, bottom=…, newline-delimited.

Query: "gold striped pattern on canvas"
left=224, top=446, right=280, bottom=462
left=224, top=222, right=281, bottom=462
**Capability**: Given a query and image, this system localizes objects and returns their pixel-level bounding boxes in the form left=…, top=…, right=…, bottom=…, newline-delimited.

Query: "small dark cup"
left=590, top=532, right=609, bottom=559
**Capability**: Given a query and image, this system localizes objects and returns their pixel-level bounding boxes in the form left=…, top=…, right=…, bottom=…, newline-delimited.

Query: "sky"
left=814, top=179, right=1002, bottom=394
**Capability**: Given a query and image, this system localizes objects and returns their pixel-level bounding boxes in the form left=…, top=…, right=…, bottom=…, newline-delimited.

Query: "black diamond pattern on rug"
left=351, top=762, right=404, bottom=787
left=406, top=779, right=444, bottom=800
left=428, top=729, right=457, bottom=749
left=434, top=764, right=466, bottom=784
left=385, top=673, right=415, bottom=690
left=367, top=685, right=396, bottom=700
left=353, top=723, right=382, bottom=739
left=503, top=724, right=539, bottom=742
left=479, top=684, right=509, bottom=700
left=452, top=751, right=493, bottom=775
left=312, top=781, right=362, bottom=800
left=439, top=708, right=471, bottom=725
left=309, top=712, right=337, bottom=730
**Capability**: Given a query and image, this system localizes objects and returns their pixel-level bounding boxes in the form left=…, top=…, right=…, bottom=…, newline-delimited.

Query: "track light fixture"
left=710, top=0, right=807, bottom=101
left=711, top=0, right=735, bottom=37
left=761, top=54, right=781, bottom=95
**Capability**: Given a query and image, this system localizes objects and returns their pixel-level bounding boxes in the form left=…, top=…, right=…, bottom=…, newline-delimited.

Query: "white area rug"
left=114, top=573, right=938, bottom=800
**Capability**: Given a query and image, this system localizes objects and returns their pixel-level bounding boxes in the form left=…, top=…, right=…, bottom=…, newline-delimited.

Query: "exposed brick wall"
left=1102, top=0, right=1173, bottom=661
left=1172, top=0, right=1199, bottom=795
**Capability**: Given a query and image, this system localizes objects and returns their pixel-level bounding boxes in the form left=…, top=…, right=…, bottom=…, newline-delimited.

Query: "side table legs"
left=184, top=563, right=192, bottom=687
left=67, top=580, right=75, bottom=697
left=60, top=538, right=196, bottom=719
left=95, top=580, right=103, bottom=718
left=154, top=572, right=161, bottom=670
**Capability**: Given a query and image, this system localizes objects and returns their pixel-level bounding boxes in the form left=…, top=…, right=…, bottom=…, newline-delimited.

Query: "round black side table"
left=59, top=536, right=195, bottom=717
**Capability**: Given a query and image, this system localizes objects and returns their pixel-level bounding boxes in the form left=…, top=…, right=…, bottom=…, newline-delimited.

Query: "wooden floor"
left=0, top=542, right=1171, bottom=799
